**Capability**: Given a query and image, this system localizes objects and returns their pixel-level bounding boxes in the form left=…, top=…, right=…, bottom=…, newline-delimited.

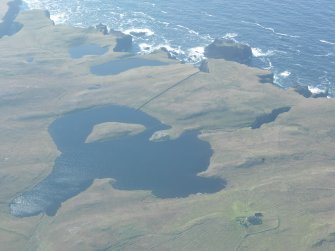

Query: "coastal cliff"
left=1, top=3, right=335, bottom=251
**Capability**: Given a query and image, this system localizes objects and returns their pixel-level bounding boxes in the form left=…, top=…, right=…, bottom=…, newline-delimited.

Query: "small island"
left=85, top=122, right=146, bottom=143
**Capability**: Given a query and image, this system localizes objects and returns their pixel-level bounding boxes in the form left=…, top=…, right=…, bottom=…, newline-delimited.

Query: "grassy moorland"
left=1, top=6, right=335, bottom=251
left=0, top=3, right=8, bottom=18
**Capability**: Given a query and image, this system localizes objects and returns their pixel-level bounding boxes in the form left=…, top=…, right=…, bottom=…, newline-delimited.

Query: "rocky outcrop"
left=293, top=84, right=329, bottom=98
left=199, top=60, right=209, bottom=73
left=258, top=73, right=274, bottom=84
left=204, top=38, right=252, bottom=64
left=94, top=23, right=132, bottom=52
left=128, top=31, right=147, bottom=37
left=293, top=84, right=312, bottom=98
left=95, top=23, right=108, bottom=35
left=160, top=47, right=175, bottom=59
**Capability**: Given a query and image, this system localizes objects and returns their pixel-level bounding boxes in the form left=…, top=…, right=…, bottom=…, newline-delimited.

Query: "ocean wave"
left=202, top=11, right=214, bottom=17
left=23, top=0, right=69, bottom=24
left=133, top=11, right=155, bottom=21
left=275, top=32, right=299, bottom=38
left=320, top=39, right=335, bottom=45
left=23, top=0, right=45, bottom=10
left=137, top=43, right=205, bottom=64
left=273, top=69, right=293, bottom=87
left=186, top=46, right=205, bottom=63
left=242, top=20, right=300, bottom=38
left=273, top=74, right=284, bottom=87
left=279, top=70, right=291, bottom=78
left=50, top=12, right=68, bottom=24
left=308, top=86, right=326, bottom=94
left=264, top=59, right=273, bottom=70
left=223, top=32, right=238, bottom=39
left=252, top=47, right=275, bottom=57
left=123, top=28, right=155, bottom=37
left=314, top=52, right=333, bottom=57
left=138, top=42, right=183, bottom=56
left=176, top=24, right=199, bottom=36
left=157, top=20, right=170, bottom=27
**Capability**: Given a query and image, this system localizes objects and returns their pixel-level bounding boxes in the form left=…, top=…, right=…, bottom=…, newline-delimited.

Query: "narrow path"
left=0, top=226, right=29, bottom=240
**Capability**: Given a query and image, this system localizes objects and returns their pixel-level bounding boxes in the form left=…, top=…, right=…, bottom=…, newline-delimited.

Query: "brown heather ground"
left=0, top=0, right=9, bottom=20
left=1, top=7, right=335, bottom=251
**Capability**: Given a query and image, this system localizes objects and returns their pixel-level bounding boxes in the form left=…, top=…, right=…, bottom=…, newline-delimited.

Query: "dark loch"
left=0, top=0, right=23, bottom=38
left=69, top=44, right=108, bottom=58
left=90, top=58, right=168, bottom=75
left=10, top=105, right=225, bottom=217
left=251, top=107, right=291, bottom=129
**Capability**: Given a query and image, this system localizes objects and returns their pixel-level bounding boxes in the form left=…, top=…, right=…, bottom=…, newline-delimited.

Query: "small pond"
left=91, top=58, right=168, bottom=75
left=69, top=44, right=108, bottom=58
left=0, top=0, right=23, bottom=38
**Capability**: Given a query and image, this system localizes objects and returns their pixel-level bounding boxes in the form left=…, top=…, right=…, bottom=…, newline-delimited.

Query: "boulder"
left=204, top=38, right=252, bottom=64
left=258, top=73, right=274, bottom=84
left=199, top=60, right=209, bottom=73
left=293, top=84, right=312, bottom=98
left=95, top=23, right=109, bottom=35
left=128, top=31, right=147, bottom=37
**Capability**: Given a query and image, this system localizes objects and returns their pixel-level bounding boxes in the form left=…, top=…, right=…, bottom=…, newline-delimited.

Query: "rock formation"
left=293, top=84, right=329, bottom=98
left=199, top=59, right=209, bottom=73
left=258, top=73, right=274, bottom=83
left=95, top=23, right=109, bottom=35
left=204, top=38, right=252, bottom=64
